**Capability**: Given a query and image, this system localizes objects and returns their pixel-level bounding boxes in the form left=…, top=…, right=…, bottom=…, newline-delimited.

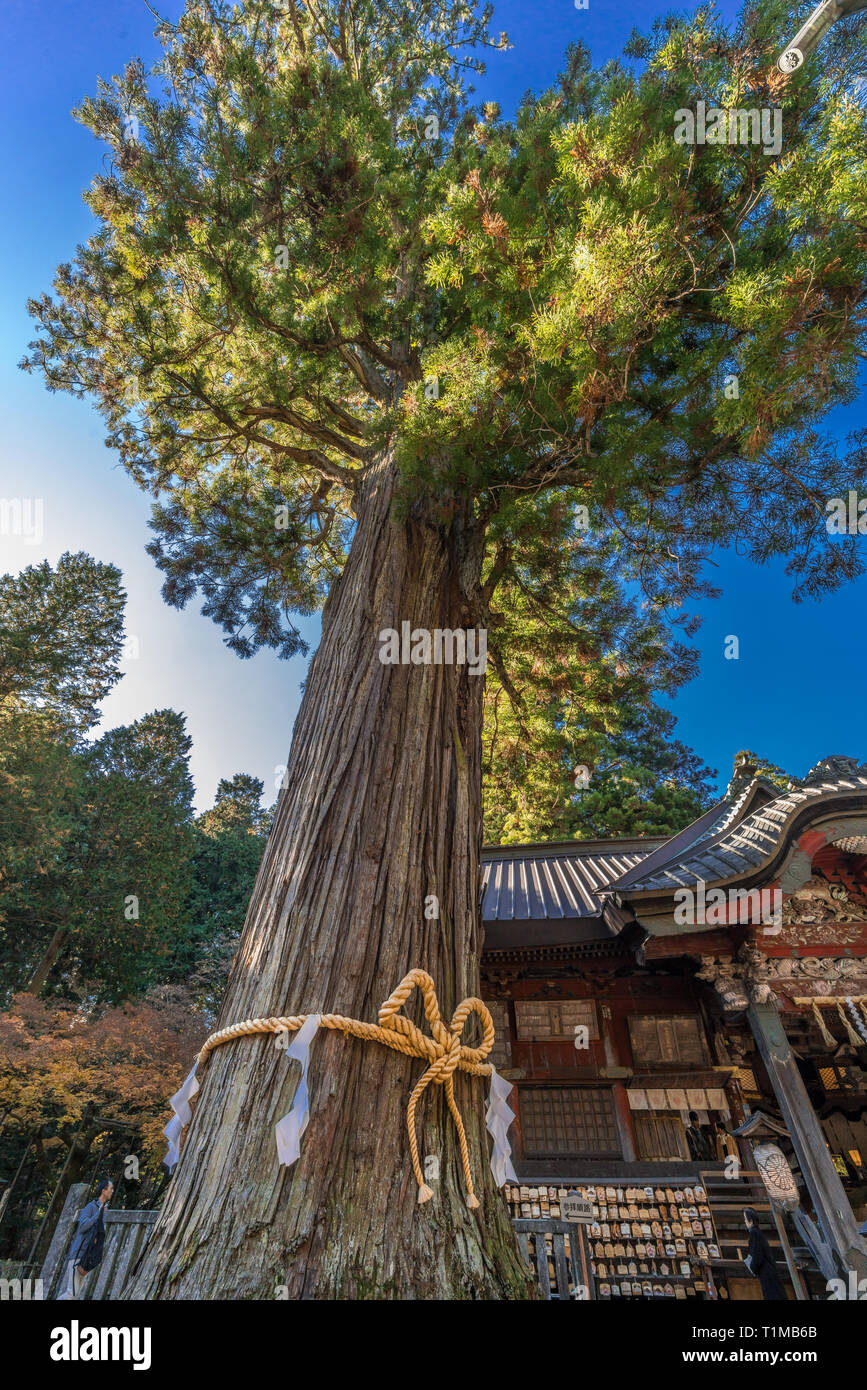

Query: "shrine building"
left=480, top=753, right=867, bottom=1300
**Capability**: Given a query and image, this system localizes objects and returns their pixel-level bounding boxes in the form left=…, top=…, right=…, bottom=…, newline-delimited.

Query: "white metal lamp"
left=778, top=0, right=867, bottom=72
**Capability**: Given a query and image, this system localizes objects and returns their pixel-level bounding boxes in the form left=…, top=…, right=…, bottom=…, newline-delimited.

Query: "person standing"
left=57, top=1177, right=113, bottom=1300
left=685, top=1110, right=712, bottom=1162
left=713, top=1121, right=740, bottom=1164
left=743, top=1206, right=787, bottom=1301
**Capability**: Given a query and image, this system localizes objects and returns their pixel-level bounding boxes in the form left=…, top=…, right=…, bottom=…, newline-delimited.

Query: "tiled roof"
left=481, top=840, right=660, bottom=922
left=613, top=757, right=867, bottom=896
left=479, top=756, right=867, bottom=934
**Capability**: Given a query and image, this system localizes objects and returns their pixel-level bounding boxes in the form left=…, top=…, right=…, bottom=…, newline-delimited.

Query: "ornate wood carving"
left=780, top=874, right=866, bottom=936
left=698, top=947, right=867, bottom=1008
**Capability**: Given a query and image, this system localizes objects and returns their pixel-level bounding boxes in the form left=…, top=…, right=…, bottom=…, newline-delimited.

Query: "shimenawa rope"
left=179, top=969, right=498, bottom=1208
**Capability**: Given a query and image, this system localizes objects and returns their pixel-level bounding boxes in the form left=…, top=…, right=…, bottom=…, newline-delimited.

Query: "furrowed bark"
left=125, top=451, right=534, bottom=1300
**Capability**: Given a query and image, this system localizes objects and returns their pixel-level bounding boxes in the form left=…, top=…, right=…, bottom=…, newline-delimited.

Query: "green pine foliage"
left=483, top=689, right=717, bottom=844
left=0, top=553, right=126, bottom=735
left=168, top=774, right=270, bottom=1016
left=0, top=709, right=197, bottom=1004
left=20, top=0, right=867, bottom=841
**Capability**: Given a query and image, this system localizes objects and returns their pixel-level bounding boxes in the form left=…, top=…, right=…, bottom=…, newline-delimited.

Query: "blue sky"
left=0, top=0, right=864, bottom=812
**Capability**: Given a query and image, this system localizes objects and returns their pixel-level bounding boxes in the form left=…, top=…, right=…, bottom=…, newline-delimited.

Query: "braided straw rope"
left=194, top=969, right=494, bottom=1209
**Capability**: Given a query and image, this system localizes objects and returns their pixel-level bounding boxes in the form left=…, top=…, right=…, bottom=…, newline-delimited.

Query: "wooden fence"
left=513, top=1218, right=593, bottom=1300
left=39, top=1182, right=157, bottom=1301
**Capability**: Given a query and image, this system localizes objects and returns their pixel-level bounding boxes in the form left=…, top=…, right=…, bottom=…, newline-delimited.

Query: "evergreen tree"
left=0, top=705, right=84, bottom=996
left=484, top=693, right=717, bottom=843
left=0, top=553, right=125, bottom=734
left=198, top=772, right=271, bottom=836
left=2, top=710, right=196, bottom=1004
left=170, top=775, right=270, bottom=1017
left=22, top=0, right=867, bottom=1298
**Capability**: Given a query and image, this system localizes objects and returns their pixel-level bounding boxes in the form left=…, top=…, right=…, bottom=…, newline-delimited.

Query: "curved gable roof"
left=610, top=756, right=867, bottom=899
left=482, top=838, right=658, bottom=923
left=479, top=756, right=867, bottom=948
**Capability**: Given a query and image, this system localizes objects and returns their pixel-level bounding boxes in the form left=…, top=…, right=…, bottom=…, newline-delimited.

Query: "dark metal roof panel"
left=479, top=758, right=867, bottom=920
left=481, top=848, right=649, bottom=921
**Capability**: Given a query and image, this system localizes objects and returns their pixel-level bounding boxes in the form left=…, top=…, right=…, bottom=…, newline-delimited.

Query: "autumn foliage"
left=0, top=988, right=207, bottom=1172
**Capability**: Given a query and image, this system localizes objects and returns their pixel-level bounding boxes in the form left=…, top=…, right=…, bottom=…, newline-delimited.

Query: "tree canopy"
left=483, top=693, right=717, bottom=843
left=168, top=773, right=270, bottom=1016
left=0, top=707, right=197, bottom=1003
left=0, top=551, right=269, bottom=1006
left=21, top=0, right=867, bottom=727
left=0, top=552, right=125, bottom=735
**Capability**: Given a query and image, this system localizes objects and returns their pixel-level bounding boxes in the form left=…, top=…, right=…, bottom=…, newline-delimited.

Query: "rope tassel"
left=163, top=969, right=515, bottom=1211
left=837, top=1002, right=863, bottom=1049
left=811, top=1002, right=836, bottom=1049
left=377, top=970, right=493, bottom=1209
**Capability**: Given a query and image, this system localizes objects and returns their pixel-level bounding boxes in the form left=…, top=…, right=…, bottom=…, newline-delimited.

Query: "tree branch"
left=240, top=403, right=368, bottom=461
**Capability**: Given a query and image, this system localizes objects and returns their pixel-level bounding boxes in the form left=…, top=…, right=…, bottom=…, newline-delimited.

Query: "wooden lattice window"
left=628, top=1015, right=708, bottom=1067
left=514, top=1000, right=599, bottom=1042
left=820, top=1065, right=867, bottom=1092
left=483, top=1000, right=512, bottom=1070
left=735, top=1066, right=761, bottom=1097
left=519, top=1087, right=620, bottom=1157
left=633, top=1112, right=690, bottom=1162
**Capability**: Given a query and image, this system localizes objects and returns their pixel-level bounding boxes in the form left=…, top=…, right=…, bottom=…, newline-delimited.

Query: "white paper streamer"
left=846, top=997, right=867, bottom=1044
left=485, top=1066, right=518, bottom=1187
left=275, top=1014, right=321, bottom=1167
left=163, top=1064, right=200, bottom=1171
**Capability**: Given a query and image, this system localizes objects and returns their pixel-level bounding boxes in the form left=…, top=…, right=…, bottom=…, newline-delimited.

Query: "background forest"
left=0, top=552, right=269, bottom=1263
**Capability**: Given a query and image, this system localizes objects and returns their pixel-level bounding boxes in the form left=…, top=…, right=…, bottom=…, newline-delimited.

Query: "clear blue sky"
left=0, top=0, right=864, bottom=811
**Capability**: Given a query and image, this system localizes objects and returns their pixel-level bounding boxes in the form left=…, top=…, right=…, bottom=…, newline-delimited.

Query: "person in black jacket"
left=685, top=1111, right=712, bottom=1162
left=57, top=1177, right=113, bottom=1300
left=743, top=1207, right=787, bottom=1300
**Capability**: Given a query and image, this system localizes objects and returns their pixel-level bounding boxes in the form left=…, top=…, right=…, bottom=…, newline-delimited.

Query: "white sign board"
left=561, top=1191, right=594, bottom=1224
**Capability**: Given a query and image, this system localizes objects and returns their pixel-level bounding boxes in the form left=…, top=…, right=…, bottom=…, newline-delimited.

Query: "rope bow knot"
left=378, top=969, right=495, bottom=1207
left=177, top=968, right=498, bottom=1210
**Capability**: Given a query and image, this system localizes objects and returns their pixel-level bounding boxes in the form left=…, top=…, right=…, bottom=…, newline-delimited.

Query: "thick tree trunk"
left=126, top=453, right=534, bottom=1300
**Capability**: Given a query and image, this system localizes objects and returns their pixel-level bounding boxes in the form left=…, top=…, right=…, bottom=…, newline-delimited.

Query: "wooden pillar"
left=747, top=1000, right=867, bottom=1281
left=611, top=1082, right=637, bottom=1161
